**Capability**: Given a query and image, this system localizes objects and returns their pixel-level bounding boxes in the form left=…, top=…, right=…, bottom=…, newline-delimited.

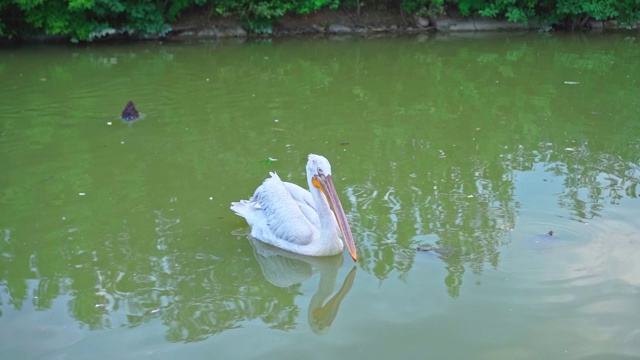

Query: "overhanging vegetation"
left=1, top=0, right=639, bottom=42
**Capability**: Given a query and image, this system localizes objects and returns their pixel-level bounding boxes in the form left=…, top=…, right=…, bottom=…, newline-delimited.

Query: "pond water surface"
left=1, top=33, right=639, bottom=359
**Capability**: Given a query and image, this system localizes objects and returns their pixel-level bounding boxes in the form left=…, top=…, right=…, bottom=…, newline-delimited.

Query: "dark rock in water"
left=417, top=245, right=435, bottom=252
left=121, top=101, right=139, bottom=121
left=416, top=245, right=453, bottom=256
left=328, top=24, right=353, bottom=34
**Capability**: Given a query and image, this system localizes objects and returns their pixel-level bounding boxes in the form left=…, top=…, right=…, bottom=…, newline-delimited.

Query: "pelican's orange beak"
left=313, top=174, right=358, bottom=262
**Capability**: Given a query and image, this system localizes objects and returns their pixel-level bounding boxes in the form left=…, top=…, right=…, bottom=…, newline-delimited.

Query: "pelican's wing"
left=250, top=172, right=319, bottom=245
left=282, top=181, right=320, bottom=228
left=282, top=182, right=313, bottom=208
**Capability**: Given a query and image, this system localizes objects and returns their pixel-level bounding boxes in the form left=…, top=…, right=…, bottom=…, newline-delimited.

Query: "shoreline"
left=167, top=9, right=636, bottom=41
left=7, top=9, right=640, bottom=44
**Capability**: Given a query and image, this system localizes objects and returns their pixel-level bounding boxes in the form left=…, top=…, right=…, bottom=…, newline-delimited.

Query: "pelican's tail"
left=231, top=200, right=255, bottom=219
left=231, top=172, right=278, bottom=226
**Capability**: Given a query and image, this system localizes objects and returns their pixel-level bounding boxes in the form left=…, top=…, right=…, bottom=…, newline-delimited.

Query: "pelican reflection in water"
left=250, top=238, right=357, bottom=334
left=231, top=154, right=358, bottom=261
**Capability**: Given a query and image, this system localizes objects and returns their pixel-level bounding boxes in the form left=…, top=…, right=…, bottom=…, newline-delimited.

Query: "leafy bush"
left=452, top=0, right=640, bottom=28
left=0, top=0, right=185, bottom=41
left=402, top=0, right=444, bottom=16
left=550, top=0, right=640, bottom=28
left=477, top=0, right=537, bottom=23
left=238, top=0, right=340, bottom=33
left=1, top=0, right=639, bottom=42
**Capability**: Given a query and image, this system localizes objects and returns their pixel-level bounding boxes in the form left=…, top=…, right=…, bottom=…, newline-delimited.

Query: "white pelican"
left=231, top=154, right=358, bottom=262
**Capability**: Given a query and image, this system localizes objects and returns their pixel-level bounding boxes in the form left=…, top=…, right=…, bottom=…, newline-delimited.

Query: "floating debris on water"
left=260, top=157, right=278, bottom=164
left=563, top=81, right=580, bottom=85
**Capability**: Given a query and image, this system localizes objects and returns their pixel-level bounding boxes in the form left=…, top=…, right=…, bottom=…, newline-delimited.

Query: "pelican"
left=231, top=154, right=358, bottom=262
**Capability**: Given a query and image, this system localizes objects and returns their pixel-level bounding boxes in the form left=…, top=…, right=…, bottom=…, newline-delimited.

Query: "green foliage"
left=451, top=0, right=640, bottom=28
left=245, top=0, right=290, bottom=33
left=452, top=0, right=537, bottom=22
left=0, top=0, right=24, bottom=38
left=477, top=0, right=537, bottom=23
left=555, top=0, right=618, bottom=21
left=452, top=0, right=486, bottom=16
left=233, top=0, right=341, bottom=34
left=1, top=0, right=640, bottom=41
left=293, top=0, right=340, bottom=14
left=547, top=0, right=640, bottom=28
left=166, top=0, right=207, bottom=21
left=401, top=0, right=443, bottom=16
left=614, top=0, right=640, bottom=25
left=122, top=2, right=170, bottom=37
left=0, top=0, right=183, bottom=41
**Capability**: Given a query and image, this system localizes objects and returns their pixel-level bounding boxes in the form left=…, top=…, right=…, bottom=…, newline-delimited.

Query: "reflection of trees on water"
left=343, top=138, right=639, bottom=297
left=87, top=234, right=302, bottom=340
left=0, top=213, right=301, bottom=341
left=0, top=210, right=356, bottom=341
left=155, top=254, right=301, bottom=341
left=344, top=147, right=517, bottom=298
left=540, top=142, right=640, bottom=219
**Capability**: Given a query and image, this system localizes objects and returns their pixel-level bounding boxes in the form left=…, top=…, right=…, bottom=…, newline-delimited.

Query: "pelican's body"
left=231, top=154, right=358, bottom=261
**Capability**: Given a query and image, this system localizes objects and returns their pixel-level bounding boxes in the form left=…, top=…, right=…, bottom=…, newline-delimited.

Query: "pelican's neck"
left=308, top=177, right=341, bottom=246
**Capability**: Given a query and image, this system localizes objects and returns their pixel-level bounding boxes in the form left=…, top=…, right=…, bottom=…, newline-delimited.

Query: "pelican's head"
left=306, top=154, right=332, bottom=178
left=307, top=154, right=358, bottom=262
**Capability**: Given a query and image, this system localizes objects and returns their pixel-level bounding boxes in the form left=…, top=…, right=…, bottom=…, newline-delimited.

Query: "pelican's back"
left=231, top=172, right=318, bottom=247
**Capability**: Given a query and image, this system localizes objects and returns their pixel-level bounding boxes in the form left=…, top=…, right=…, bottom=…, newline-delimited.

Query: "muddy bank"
left=9, top=8, right=638, bottom=44
left=168, top=9, right=638, bottom=40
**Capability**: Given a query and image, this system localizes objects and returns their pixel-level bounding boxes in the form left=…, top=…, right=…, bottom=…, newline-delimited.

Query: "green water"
left=1, top=34, right=639, bottom=359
